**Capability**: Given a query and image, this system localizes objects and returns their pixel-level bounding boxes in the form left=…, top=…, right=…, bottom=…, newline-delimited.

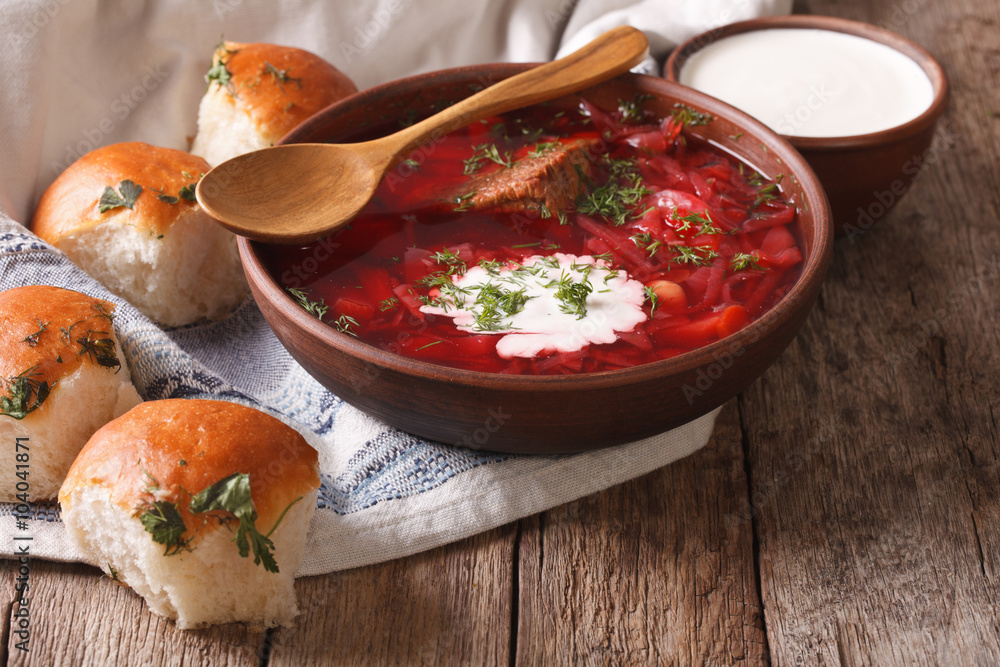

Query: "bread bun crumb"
left=59, top=399, right=320, bottom=630
left=0, top=285, right=141, bottom=501
left=31, top=142, right=248, bottom=328
left=191, top=41, right=358, bottom=166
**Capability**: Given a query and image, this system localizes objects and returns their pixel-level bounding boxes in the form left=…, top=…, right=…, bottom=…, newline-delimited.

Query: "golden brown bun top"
left=211, top=41, right=358, bottom=142
left=0, top=285, right=121, bottom=419
left=60, top=399, right=320, bottom=536
left=31, top=142, right=211, bottom=244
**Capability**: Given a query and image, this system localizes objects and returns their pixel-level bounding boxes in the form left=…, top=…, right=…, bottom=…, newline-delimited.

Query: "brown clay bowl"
left=665, top=15, right=949, bottom=239
left=238, top=64, right=833, bottom=454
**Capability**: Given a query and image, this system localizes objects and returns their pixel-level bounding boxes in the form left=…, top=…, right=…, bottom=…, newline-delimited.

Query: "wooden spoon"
left=196, top=26, right=649, bottom=244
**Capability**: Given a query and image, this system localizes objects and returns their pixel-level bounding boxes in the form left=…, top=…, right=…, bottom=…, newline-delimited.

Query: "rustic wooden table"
left=4, top=0, right=998, bottom=664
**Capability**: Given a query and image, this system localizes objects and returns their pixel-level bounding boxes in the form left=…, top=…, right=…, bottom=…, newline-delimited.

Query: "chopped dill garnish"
left=753, top=180, right=784, bottom=209
left=670, top=244, right=719, bottom=267
left=1, top=366, right=52, bottom=420
left=471, top=283, right=529, bottom=332
left=643, top=285, right=660, bottom=317
left=729, top=252, right=768, bottom=273
left=618, top=93, right=654, bottom=124
left=453, top=191, right=475, bottom=211
left=331, top=314, right=360, bottom=337
left=671, top=209, right=722, bottom=235
left=418, top=272, right=457, bottom=291
left=477, top=258, right=503, bottom=275
left=463, top=142, right=513, bottom=175
left=76, top=331, right=122, bottom=371
left=431, top=247, right=468, bottom=274
left=206, top=41, right=237, bottom=90
left=670, top=103, right=713, bottom=127
left=528, top=141, right=560, bottom=158
left=603, top=156, right=641, bottom=180
left=22, top=319, right=48, bottom=347
left=263, top=62, right=302, bottom=90
left=59, top=320, right=82, bottom=348
left=511, top=116, right=544, bottom=142
left=630, top=232, right=663, bottom=258
left=378, top=297, right=399, bottom=312
left=575, top=156, right=650, bottom=226
left=287, top=287, right=329, bottom=320
left=550, top=272, right=593, bottom=320
left=398, top=109, right=419, bottom=129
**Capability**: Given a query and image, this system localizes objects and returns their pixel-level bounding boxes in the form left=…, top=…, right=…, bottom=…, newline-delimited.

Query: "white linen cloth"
left=0, top=0, right=789, bottom=574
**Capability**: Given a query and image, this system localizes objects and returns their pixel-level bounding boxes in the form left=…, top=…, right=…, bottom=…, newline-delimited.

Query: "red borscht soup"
left=262, top=96, right=803, bottom=375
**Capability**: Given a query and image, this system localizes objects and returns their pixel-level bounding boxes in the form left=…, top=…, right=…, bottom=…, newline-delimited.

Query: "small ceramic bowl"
left=239, top=63, right=833, bottom=454
left=664, top=15, right=949, bottom=238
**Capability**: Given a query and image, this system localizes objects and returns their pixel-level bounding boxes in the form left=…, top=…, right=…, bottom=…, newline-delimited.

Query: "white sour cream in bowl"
left=678, top=28, right=935, bottom=138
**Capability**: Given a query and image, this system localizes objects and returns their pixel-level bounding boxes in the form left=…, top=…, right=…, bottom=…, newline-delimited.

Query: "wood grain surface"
left=3, top=0, right=998, bottom=664
left=514, top=405, right=766, bottom=665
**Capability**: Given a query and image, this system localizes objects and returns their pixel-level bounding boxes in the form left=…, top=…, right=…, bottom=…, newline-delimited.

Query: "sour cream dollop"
left=419, top=253, right=648, bottom=359
left=679, top=28, right=934, bottom=138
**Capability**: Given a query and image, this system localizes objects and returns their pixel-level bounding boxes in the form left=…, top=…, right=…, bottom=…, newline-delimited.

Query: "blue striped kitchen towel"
left=0, top=218, right=719, bottom=574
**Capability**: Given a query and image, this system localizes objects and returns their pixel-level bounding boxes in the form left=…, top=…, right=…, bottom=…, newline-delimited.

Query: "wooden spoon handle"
left=375, top=25, right=649, bottom=162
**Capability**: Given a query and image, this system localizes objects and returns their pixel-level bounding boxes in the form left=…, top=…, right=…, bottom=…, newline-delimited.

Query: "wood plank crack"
left=736, top=394, right=773, bottom=665
left=969, top=511, right=989, bottom=579
left=258, top=627, right=275, bottom=667
left=1, top=596, right=12, bottom=666
left=509, top=520, right=522, bottom=667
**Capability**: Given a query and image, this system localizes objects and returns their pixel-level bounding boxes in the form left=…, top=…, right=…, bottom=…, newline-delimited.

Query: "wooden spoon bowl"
left=239, top=64, right=834, bottom=454
left=197, top=26, right=649, bottom=244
